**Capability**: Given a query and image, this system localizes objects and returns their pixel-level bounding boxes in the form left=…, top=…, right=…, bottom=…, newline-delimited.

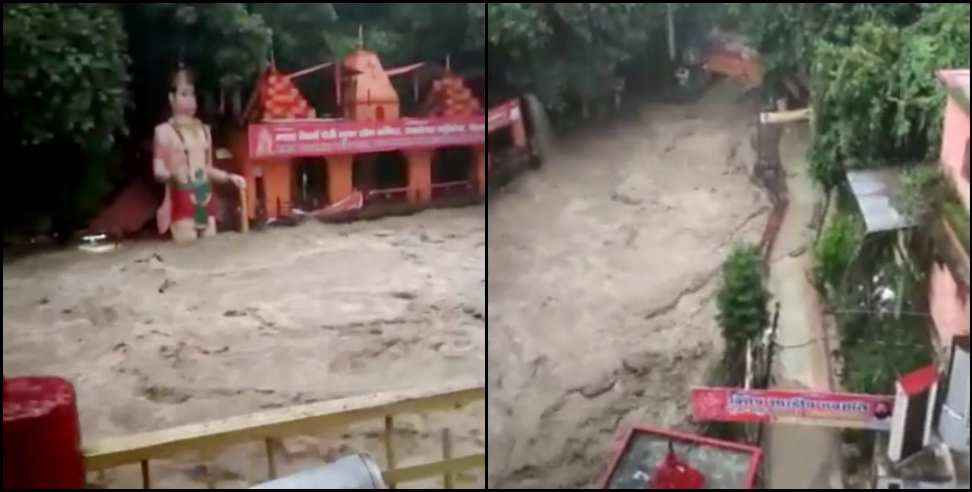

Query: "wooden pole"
left=239, top=186, right=249, bottom=234
left=336, top=62, right=342, bottom=110
left=286, top=61, right=335, bottom=81
left=759, top=108, right=813, bottom=125
left=140, top=460, right=151, bottom=490
left=442, top=429, right=454, bottom=489
left=413, top=72, right=420, bottom=103
left=384, top=416, right=396, bottom=489
left=265, top=438, right=278, bottom=480
left=203, top=464, right=215, bottom=490
left=745, top=340, right=753, bottom=390
left=763, top=302, right=782, bottom=389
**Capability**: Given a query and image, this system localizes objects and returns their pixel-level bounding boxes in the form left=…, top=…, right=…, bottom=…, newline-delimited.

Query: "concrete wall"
left=940, top=98, right=970, bottom=211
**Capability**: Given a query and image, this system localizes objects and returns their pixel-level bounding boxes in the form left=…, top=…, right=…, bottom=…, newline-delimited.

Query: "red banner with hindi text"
left=488, top=99, right=521, bottom=134
left=691, top=387, right=895, bottom=431
left=248, top=116, right=485, bottom=159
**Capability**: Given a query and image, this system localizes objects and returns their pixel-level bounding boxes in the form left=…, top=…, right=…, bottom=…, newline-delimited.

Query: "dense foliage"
left=707, top=242, right=769, bottom=442
left=3, top=4, right=130, bottom=151
left=3, top=4, right=132, bottom=233
left=716, top=243, right=770, bottom=349
left=731, top=3, right=970, bottom=190
left=488, top=3, right=675, bottom=113
left=899, top=165, right=948, bottom=223
left=814, top=212, right=863, bottom=290
left=3, top=3, right=484, bottom=236
left=827, top=233, right=935, bottom=395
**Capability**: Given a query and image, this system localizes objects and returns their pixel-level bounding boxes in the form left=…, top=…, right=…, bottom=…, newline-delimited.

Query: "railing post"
left=385, top=415, right=397, bottom=489
left=442, top=428, right=454, bottom=489
left=265, top=438, right=278, bottom=480
left=204, top=464, right=215, bottom=490
left=141, top=460, right=151, bottom=489
left=199, top=450, right=216, bottom=490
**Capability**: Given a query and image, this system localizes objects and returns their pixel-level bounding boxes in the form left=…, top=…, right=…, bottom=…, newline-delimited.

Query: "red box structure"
left=3, top=377, right=86, bottom=489
left=598, top=426, right=762, bottom=489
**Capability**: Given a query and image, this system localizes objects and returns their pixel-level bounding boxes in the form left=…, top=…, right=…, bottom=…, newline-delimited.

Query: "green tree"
left=809, top=21, right=905, bottom=190
left=3, top=3, right=130, bottom=151
left=3, top=3, right=131, bottom=234
left=123, top=3, right=272, bottom=135
left=891, top=4, right=970, bottom=157
left=128, top=3, right=270, bottom=90
left=248, top=3, right=338, bottom=68
left=730, top=3, right=970, bottom=191
left=487, top=3, right=671, bottom=116
left=716, top=244, right=770, bottom=349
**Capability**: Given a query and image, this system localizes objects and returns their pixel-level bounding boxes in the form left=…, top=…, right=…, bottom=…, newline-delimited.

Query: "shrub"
left=716, top=243, right=770, bottom=351
left=899, top=165, right=947, bottom=223
left=814, top=212, right=863, bottom=289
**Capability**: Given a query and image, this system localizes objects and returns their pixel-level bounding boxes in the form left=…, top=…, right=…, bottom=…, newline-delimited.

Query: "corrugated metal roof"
left=846, top=169, right=916, bottom=234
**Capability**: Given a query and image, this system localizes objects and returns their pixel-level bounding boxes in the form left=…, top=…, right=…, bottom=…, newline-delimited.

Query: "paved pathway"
left=764, top=126, right=843, bottom=490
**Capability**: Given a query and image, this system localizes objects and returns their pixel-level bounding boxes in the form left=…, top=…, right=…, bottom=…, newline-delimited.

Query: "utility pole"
left=763, top=302, right=782, bottom=389
left=666, top=3, right=677, bottom=63
left=268, top=28, right=276, bottom=67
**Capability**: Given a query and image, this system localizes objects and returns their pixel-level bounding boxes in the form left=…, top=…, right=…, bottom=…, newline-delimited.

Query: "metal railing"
left=83, top=380, right=485, bottom=489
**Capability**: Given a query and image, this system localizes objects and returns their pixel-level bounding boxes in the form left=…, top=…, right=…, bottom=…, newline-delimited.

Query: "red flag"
left=647, top=443, right=706, bottom=489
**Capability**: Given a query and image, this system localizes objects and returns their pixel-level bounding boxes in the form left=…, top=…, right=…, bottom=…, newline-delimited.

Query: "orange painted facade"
left=702, top=50, right=764, bottom=89
left=229, top=49, right=484, bottom=220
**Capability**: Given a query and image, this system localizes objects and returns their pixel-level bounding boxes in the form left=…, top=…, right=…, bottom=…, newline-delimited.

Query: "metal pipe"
left=251, top=454, right=385, bottom=489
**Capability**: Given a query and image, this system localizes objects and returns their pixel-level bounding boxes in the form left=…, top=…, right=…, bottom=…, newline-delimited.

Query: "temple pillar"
left=474, top=145, right=486, bottom=197
left=405, top=149, right=432, bottom=205
left=327, top=154, right=354, bottom=203
left=512, top=120, right=528, bottom=148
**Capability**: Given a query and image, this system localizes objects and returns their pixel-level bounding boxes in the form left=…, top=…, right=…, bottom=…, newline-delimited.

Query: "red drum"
left=3, top=377, right=86, bottom=489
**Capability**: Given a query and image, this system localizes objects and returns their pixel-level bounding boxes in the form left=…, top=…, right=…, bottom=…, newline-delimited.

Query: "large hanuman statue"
left=153, top=68, right=246, bottom=242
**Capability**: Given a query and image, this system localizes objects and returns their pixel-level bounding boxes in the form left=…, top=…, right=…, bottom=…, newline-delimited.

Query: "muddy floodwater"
left=3, top=208, right=485, bottom=489
left=488, top=81, right=770, bottom=488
